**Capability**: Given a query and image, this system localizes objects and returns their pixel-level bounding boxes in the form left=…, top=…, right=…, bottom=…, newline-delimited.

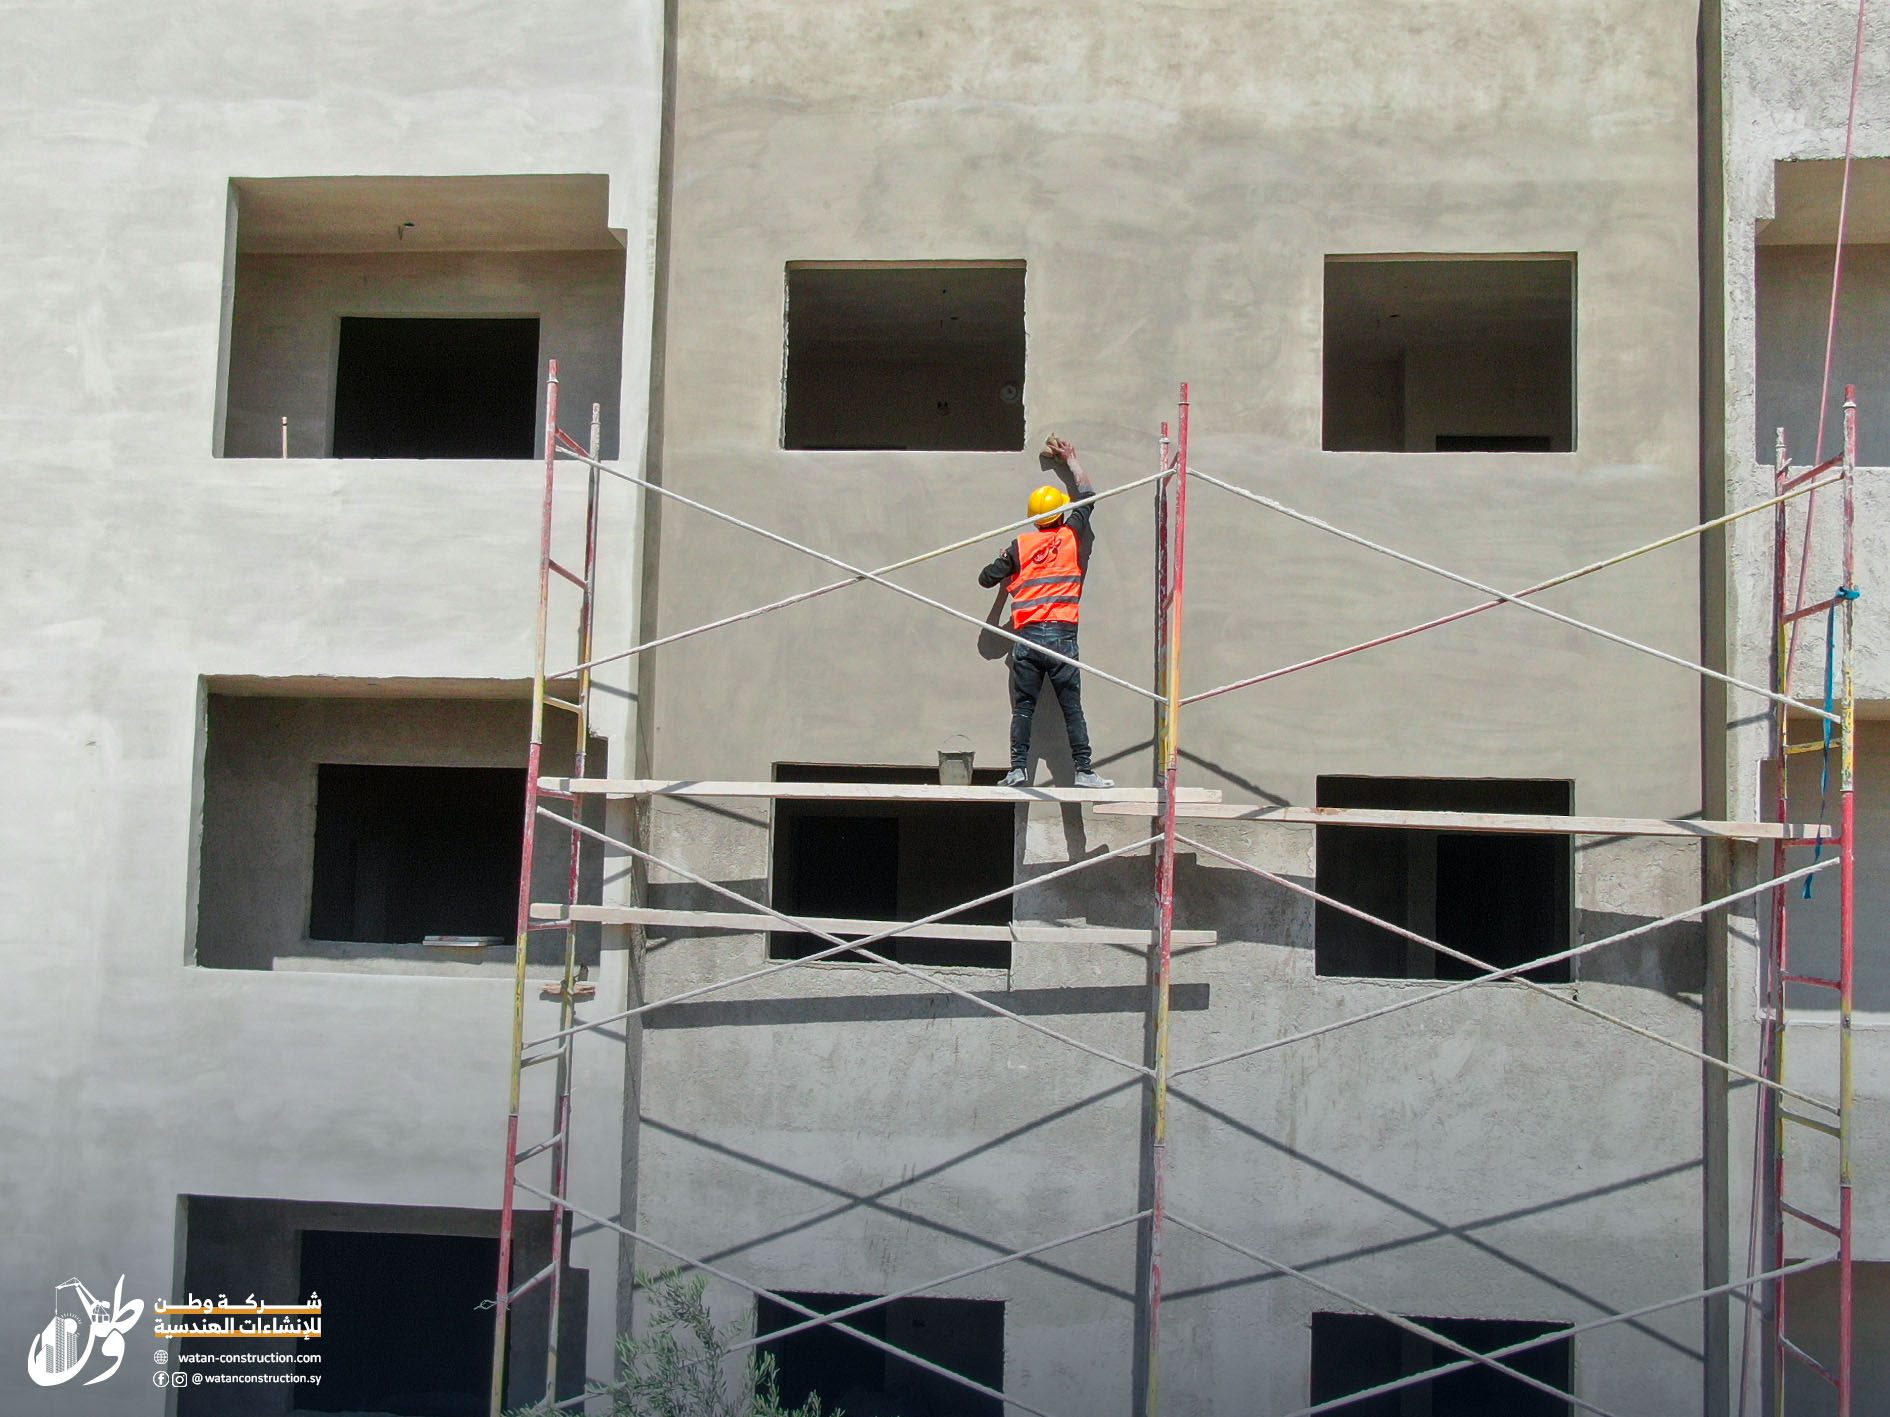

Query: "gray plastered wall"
left=16, top=0, right=1881, bottom=1410
left=1717, top=0, right=1890, bottom=1405
left=193, top=691, right=604, bottom=976
left=221, top=249, right=628, bottom=459
left=629, top=5, right=1711, bottom=1408
left=0, top=0, right=662, bottom=1411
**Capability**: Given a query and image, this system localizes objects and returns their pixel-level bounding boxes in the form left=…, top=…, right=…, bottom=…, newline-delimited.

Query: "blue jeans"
left=1009, top=621, right=1092, bottom=773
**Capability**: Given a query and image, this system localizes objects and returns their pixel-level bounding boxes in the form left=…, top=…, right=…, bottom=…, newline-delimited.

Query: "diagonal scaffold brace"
left=488, top=356, right=1866, bottom=1416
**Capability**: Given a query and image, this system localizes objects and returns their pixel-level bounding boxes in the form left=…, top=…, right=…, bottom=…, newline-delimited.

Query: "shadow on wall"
left=636, top=1079, right=1704, bottom=1372
left=1019, top=845, right=1298, bottom=961
left=1021, top=833, right=1703, bottom=997
left=643, top=983, right=1209, bottom=1029
left=639, top=854, right=1701, bottom=998
left=1161, top=1089, right=1705, bottom=1363
left=640, top=1081, right=1145, bottom=1300
left=1573, top=909, right=1706, bottom=999
left=648, top=876, right=769, bottom=914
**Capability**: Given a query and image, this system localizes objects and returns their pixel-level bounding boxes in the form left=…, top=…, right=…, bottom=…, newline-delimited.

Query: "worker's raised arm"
left=1046, top=436, right=1093, bottom=500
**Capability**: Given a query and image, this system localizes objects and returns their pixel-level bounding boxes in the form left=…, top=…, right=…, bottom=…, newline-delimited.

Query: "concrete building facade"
left=0, top=1, right=663, bottom=1413
left=630, top=1, right=1710, bottom=1414
left=2, top=0, right=1883, bottom=1414
left=1714, top=0, right=1890, bottom=1408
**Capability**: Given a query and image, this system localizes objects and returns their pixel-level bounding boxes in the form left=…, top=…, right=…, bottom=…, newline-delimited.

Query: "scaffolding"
left=1748, top=395, right=1862, bottom=1417
left=487, top=363, right=1860, bottom=1417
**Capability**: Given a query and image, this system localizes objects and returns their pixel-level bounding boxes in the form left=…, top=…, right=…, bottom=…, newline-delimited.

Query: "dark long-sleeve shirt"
left=979, top=501, right=1094, bottom=588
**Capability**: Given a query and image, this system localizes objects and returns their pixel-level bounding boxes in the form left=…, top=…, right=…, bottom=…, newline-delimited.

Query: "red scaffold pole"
left=542, top=401, right=603, bottom=1404
left=1766, top=426, right=1792, bottom=1417
left=1835, top=386, right=1857, bottom=1417
left=491, top=360, right=562, bottom=1417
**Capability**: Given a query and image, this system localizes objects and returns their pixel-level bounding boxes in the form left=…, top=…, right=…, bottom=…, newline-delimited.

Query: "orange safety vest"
left=1008, top=525, right=1085, bottom=626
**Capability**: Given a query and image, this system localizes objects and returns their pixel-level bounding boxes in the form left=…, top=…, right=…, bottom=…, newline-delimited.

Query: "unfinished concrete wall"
left=223, top=249, right=626, bottom=459
left=0, top=1, right=660, bottom=1412
left=1781, top=722, right=1890, bottom=1013
left=1719, top=1, right=1890, bottom=1407
left=633, top=1, right=1706, bottom=1411
left=194, top=690, right=602, bottom=974
left=1779, top=1261, right=1890, bottom=1412
left=635, top=802, right=1707, bottom=1413
left=1756, top=242, right=1890, bottom=466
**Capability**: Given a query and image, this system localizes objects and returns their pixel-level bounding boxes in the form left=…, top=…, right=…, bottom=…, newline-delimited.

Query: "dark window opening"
left=757, top=1292, right=1003, bottom=1417
left=333, top=316, right=539, bottom=458
left=1323, top=257, right=1575, bottom=453
left=1315, top=777, right=1572, bottom=982
left=783, top=264, right=1025, bottom=451
left=770, top=764, right=1014, bottom=968
left=309, top=764, right=524, bottom=944
left=1434, top=434, right=1555, bottom=452
left=1312, top=1312, right=1572, bottom=1416
left=300, top=1229, right=495, bottom=1417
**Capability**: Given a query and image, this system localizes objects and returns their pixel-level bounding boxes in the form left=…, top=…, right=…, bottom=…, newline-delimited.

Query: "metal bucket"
left=937, top=734, right=975, bottom=786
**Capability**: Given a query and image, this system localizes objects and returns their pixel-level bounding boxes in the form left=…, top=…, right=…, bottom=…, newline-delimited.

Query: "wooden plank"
left=1090, top=802, right=1833, bottom=841
left=530, top=903, right=1216, bottom=946
left=541, top=777, right=1222, bottom=805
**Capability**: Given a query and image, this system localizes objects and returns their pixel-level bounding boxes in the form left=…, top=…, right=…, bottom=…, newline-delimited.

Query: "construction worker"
left=979, top=436, right=1114, bottom=789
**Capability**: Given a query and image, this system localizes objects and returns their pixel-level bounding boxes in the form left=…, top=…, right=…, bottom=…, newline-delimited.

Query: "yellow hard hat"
left=1027, top=484, right=1070, bottom=527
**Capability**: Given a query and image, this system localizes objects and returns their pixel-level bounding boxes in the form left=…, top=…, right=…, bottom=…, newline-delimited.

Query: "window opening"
left=300, top=1229, right=497, bottom=1417
left=784, top=263, right=1026, bottom=451
left=1311, top=1311, right=1573, bottom=1415
left=332, top=317, right=539, bottom=458
left=756, top=1292, right=1004, bottom=1417
left=770, top=764, right=1014, bottom=968
left=1314, top=776, right=1572, bottom=982
left=309, top=763, right=525, bottom=945
left=1323, top=257, right=1575, bottom=453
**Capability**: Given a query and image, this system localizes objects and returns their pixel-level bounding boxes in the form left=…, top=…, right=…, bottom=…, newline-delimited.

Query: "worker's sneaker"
left=1072, top=770, right=1115, bottom=790
left=999, top=768, right=1030, bottom=787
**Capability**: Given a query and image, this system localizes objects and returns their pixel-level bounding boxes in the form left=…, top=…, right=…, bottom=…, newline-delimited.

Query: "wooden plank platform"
left=542, top=778, right=1223, bottom=805
left=531, top=903, right=1216, bottom=947
left=1090, top=802, right=1833, bottom=841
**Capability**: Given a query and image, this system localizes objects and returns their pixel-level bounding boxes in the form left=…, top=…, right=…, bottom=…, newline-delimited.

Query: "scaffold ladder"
left=491, top=360, right=601, bottom=1416
left=1756, top=390, right=1859, bottom=1417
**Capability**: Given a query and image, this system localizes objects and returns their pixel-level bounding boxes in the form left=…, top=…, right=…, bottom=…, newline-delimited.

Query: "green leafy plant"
left=508, top=1270, right=835, bottom=1417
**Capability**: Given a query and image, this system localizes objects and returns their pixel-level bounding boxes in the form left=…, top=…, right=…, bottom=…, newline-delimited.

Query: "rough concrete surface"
left=1719, top=0, right=1890, bottom=1406
left=631, top=1, right=1708, bottom=1413
left=0, top=0, right=661, bottom=1412
left=8, top=0, right=1888, bottom=1412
